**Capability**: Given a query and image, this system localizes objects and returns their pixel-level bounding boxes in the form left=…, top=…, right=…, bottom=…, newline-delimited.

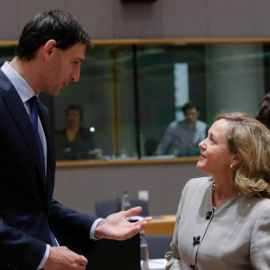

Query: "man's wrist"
left=90, top=218, right=103, bottom=240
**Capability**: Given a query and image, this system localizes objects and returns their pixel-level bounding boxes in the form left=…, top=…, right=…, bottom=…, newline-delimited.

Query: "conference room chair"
left=95, top=198, right=150, bottom=218
left=146, top=235, right=172, bottom=259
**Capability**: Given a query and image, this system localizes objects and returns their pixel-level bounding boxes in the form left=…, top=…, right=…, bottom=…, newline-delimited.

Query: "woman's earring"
left=230, top=163, right=234, bottom=168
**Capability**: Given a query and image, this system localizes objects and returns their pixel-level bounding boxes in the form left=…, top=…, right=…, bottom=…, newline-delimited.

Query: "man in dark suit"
left=0, top=10, right=151, bottom=270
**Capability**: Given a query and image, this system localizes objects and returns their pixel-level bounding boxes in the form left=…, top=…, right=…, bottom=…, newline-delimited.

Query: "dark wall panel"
left=1, top=0, right=270, bottom=40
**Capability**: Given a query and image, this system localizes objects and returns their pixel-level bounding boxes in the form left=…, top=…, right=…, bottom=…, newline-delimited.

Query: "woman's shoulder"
left=246, top=196, right=270, bottom=210
left=187, top=177, right=211, bottom=187
left=53, top=129, right=67, bottom=139
left=183, top=177, right=212, bottom=195
left=79, top=126, right=92, bottom=135
left=238, top=196, right=270, bottom=228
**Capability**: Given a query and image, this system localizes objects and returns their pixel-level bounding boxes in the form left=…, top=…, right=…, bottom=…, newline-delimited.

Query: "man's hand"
left=94, top=206, right=152, bottom=240
left=43, top=246, right=88, bottom=270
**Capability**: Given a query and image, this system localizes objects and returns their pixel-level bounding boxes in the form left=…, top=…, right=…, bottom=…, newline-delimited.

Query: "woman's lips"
left=199, top=153, right=206, bottom=160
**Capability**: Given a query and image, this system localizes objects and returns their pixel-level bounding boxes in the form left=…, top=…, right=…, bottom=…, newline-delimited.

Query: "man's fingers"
left=79, top=255, right=88, bottom=266
left=125, top=206, right=142, bottom=216
left=134, top=217, right=153, bottom=226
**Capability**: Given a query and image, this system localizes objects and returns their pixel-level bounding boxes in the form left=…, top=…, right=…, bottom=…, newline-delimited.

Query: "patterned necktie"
left=28, top=96, right=45, bottom=176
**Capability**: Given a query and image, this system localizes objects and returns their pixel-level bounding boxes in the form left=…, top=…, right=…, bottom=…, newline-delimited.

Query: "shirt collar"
left=1, top=61, right=36, bottom=103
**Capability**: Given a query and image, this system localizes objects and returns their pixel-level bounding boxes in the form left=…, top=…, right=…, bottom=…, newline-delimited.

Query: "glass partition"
left=136, top=45, right=206, bottom=157
left=50, top=45, right=137, bottom=160
left=138, top=43, right=265, bottom=158
left=0, top=40, right=268, bottom=162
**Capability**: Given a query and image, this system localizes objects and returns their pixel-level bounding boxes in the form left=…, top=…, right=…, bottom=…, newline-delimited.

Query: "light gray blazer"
left=166, top=177, right=270, bottom=270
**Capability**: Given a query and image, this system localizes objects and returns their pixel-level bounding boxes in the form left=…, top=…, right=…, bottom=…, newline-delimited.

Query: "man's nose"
left=71, top=66, right=81, bottom=82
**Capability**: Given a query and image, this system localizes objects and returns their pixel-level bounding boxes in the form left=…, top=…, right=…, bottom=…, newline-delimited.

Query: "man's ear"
left=43, top=39, right=57, bottom=58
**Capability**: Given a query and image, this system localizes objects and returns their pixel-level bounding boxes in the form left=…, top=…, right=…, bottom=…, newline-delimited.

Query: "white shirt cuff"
left=90, top=218, right=103, bottom=240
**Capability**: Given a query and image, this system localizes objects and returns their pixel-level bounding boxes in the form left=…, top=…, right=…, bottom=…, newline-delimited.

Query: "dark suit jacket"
left=0, top=70, right=98, bottom=269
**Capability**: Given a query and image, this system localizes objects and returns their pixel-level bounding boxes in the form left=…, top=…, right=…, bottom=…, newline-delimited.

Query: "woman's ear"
left=233, top=153, right=243, bottom=166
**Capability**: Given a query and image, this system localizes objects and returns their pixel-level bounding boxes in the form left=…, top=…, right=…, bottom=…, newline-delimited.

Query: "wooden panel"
left=144, top=215, right=176, bottom=235
left=56, top=156, right=199, bottom=167
left=3, top=37, right=270, bottom=47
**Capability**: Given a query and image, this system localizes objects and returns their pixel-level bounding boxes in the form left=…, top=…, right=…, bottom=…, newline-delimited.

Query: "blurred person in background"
left=255, top=92, right=270, bottom=129
left=54, top=105, right=95, bottom=160
left=156, top=102, right=207, bottom=156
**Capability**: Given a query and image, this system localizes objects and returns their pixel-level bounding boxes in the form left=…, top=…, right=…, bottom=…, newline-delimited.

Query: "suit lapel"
left=38, top=103, right=55, bottom=200
left=2, top=82, right=46, bottom=187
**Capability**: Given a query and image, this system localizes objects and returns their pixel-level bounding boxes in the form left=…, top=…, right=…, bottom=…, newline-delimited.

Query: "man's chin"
left=44, top=88, right=62, bottom=97
left=54, top=89, right=62, bottom=97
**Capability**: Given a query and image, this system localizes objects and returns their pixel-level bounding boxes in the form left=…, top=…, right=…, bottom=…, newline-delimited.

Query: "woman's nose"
left=198, top=139, right=206, bottom=149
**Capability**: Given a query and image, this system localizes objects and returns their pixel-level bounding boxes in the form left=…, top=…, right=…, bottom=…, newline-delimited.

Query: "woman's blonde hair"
left=215, top=112, right=270, bottom=198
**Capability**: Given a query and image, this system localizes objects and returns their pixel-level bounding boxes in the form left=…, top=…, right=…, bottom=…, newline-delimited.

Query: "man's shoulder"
left=168, top=119, right=185, bottom=128
left=0, top=69, right=11, bottom=92
left=196, top=120, right=207, bottom=129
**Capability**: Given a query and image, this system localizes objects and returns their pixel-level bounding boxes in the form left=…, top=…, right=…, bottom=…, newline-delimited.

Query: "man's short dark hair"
left=182, top=102, right=199, bottom=114
left=16, top=9, right=93, bottom=61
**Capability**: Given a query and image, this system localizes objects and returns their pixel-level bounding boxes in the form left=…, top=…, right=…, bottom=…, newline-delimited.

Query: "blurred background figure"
left=255, top=92, right=270, bottom=129
left=54, top=105, right=95, bottom=160
left=156, top=102, right=207, bottom=156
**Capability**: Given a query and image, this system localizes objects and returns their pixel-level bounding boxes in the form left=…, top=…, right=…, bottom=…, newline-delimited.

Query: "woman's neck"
left=66, top=126, right=79, bottom=141
left=212, top=176, right=240, bottom=208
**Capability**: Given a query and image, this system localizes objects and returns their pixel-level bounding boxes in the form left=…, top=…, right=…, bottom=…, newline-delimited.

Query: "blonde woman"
left=166, top=112, right=270, bottom=270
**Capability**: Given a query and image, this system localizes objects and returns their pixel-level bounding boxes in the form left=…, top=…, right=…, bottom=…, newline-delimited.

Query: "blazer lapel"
left=2, top=84, right=46, bottom=187
left=38, top=102, right=56, bottom=200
